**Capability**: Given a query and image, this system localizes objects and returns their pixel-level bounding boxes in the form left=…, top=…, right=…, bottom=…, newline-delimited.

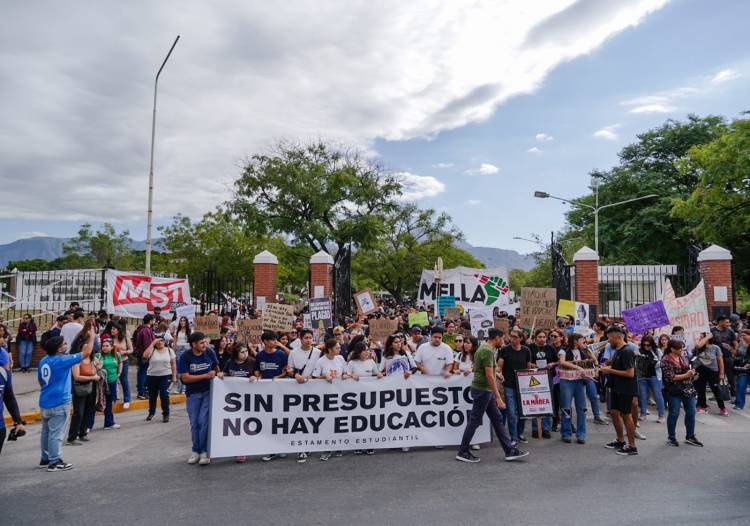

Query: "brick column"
left=697, top=244, right=733, bottom=320
left=309, top=250, right=334, bottom=298
left=253, top=250, right=278, bottom=310
left=573, top=246, right=599, bottom=310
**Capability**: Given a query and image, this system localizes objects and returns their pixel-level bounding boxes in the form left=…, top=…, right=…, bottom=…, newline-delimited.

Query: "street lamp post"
left=533, top=190, right=657, bottom=254
left=145, top=35, right=180, bottom=276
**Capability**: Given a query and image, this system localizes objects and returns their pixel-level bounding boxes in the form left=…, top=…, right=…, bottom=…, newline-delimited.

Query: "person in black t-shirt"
left=497, top=329, right=533, bottom=445
left=600, top=326, right=638, bottom=456
left=711, top=316, right=737, bottom=397
left=528, top=329, right=557, bottom=439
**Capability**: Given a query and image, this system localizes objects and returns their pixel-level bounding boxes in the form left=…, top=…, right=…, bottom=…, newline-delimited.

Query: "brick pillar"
left=697, top=244, right=733, bottom=320
left=573, top=246, right=599, bottom=310
left=253, top=250, right=278, bottom=310
left=309, top=250, right=334, bottom=298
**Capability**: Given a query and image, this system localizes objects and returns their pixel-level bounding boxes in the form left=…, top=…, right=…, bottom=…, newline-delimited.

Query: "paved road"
left=3, top=403, right=750, bottom=526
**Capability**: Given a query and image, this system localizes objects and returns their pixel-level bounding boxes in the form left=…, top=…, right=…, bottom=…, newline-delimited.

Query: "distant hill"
left=0, top=236, right=537, bottom=271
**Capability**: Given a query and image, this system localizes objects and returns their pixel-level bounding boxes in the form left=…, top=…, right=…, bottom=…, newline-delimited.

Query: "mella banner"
left=208, top=375, right=490, bottom=458
left=418, top=266, right=510, bottom=309
left=106, top=270, right=190, bottom=318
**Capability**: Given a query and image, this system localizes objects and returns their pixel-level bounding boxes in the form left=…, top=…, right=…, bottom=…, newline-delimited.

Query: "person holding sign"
left=497, top=329, right=533, bottom=445
left=456, top=328, right=529, bottom=463
left=558, top=334, right=590, bottom=444
left=178, top=331, right=222, bottom=466
left=528, top=329, right=557, bottom=439
left=599, top=326, right=639, bottom=456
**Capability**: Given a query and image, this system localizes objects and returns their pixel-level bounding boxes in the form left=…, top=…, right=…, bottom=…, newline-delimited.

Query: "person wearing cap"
left=178, top=331, right=221, bottom=466
left=406, top=325, right=427, bottom=353
left=38, top=329, right=94, bottom=471
left=599, top=325, right=639, bottom=456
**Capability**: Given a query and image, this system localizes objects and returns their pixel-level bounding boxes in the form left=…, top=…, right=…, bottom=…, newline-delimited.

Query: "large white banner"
left=418, top=266, right=510, bottom=309
left=106, top=270, right=191, bottom=318
left=659, top=279, right=710, bottom=343
left=9, top=269, right=103, bottom=312
left=209, top=375, right=490, bottom=458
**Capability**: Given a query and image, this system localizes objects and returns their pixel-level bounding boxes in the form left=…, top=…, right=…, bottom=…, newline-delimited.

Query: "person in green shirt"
left=96, top=338, right=122, bottom=430
left=456, top=328, right=529, bottom=463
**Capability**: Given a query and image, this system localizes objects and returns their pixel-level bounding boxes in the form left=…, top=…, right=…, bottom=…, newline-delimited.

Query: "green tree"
left=230, top=141, right=402, bottom=256
left=352, top=204, right=482, bottom=301
left=4, top=258, right=53, bottom=272
left=63, top=223, right=133, bottom=268
left=565, top=115, right=725, bottom=265
left=672, top=117, right=750, bottom=290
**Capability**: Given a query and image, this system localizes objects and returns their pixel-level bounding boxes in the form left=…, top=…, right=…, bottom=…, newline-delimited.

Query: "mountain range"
left=0, top=236, right=537, bottom=271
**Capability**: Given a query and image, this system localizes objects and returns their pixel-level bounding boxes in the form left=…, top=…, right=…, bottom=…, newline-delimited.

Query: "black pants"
left=695, top=366, right=725, bottom=410
left=3, top=379, right=22, bottom=424
left=0, top=427, right=5, bottom=455
left=552, top=382, right=560, bottom=419
left=724, top=357, right=736, bottom=396
left=147, top=375, right=171, bottom=416
left=459, top=388, right=513, bottom=454
left=68, top=388, right=96, bottom=441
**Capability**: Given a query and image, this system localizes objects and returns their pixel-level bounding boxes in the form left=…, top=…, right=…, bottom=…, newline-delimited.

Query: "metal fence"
left=197, top=267, right=253, bottom=318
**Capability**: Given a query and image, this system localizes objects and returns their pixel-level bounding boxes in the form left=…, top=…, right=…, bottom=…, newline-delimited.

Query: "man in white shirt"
left=60, top=311, right=84, bottom=351
left=287, top=329, right=320, bottom=383
left=415, top=328, right=454, bottom=378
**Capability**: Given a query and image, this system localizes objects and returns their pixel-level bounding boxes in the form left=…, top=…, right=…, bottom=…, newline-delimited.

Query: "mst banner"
left=418, top=266, right=510, bottom=309
left=209, top=374, right=490, bottom=458
left=106, top=270, right=191, bottom=318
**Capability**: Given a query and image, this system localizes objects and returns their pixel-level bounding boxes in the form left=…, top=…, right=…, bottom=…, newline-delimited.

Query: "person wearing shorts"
left=600, top=326, right=638, bottom=456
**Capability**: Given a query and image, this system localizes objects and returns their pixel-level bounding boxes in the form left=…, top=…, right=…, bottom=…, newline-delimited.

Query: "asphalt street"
left=3, top=402, right=750, bottom=526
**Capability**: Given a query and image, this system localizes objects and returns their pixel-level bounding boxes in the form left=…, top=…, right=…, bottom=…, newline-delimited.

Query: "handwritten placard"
left=261, top=303, right=295, bottom=333
left=521, top=287, right=557, bottom=330
left=194, top=315, right=220, bottom=339
left=622, top=300, right=670, bottom=335
left=368, top=318, right=399, bottom=344
left=236, top=319, right=263, bottom=345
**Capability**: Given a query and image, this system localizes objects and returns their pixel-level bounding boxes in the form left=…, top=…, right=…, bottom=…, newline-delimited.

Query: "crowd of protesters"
left=1, top=299, right=748, bottom=470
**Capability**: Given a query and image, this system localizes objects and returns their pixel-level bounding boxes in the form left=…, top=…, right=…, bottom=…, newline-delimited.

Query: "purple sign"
left=621, top=300, right=670, bottom=334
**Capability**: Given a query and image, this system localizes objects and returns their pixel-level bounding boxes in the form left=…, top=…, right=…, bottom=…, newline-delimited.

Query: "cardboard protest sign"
left=494, top=317, right=510, bottom=334
left=309, top=298, right=333, bottom=329
left=521, top=288, right=557, bottom=330
left=194, top=315, right=220, bottom=339
left=368, top=318, right=399, bottom=344
left=443, top=307, right=461, bottom=321
left=235, top=318, right=263, bottom=345
left=622, top=300, right=670, bottom=335
left=261, top=303, right=295, bottom=333
left=517, top=369, right=553, bottom=417
left=408, top=311, right=429, bottom=328
left=436, top=296, right=457, bottom=316
left=469, top=308, right=495, bottom=339
left=354, top=289, right=378, bottom=315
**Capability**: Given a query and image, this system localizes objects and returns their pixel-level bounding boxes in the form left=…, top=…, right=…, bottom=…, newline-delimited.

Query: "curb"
left=4, top=394, right=186, bottom=427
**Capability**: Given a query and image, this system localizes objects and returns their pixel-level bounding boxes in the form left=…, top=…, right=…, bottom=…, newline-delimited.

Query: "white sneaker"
left=198, top=452, right=211, bottom=465
left=123, top=402, right=130, bottom=409
left=188, top=453, right=200, bottom=464
left=635, top=429, right=647, bottom=440
left=470, top=444, right=481, bottom=451
left=103, top=424, right=121, bottom=430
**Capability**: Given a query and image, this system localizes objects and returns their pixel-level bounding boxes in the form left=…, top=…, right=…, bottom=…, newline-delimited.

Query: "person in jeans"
left=16, top=314, right=37, bottom=372
left=104, top=321, right=132, bottom=409
left=711, top=316, right=737, bottom=398
left=733, top=330, right=750, bottom=410
left=693, top=334, right=727, bottom=416
left=637, top=335, right=665, bottom=423
left=96, top=338, right=122, bottom=430
left=497, top=329, right=533, bottom=445
left=171, top=316, right=191, bottom=394
left=558, top=334, right=590, bottom=444
left=178, top=331, right=221, bottom=466
left=143, top=335, right=176, bottom=423
left=456, top=328, right=529, bottom=463
left=661, top=339, right=702, bottom=447
left=38, top=331, right=93, bottom=471
left=133, top=314, right=156, bottom=400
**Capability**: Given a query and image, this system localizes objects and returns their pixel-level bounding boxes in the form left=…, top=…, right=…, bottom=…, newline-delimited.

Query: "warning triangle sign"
left=528, top=376, right=541, bottom=387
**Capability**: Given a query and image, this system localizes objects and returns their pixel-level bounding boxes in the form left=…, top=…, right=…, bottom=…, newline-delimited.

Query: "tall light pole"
left=145, top=35, right=180, bottom=276
left=533, top=189, right=658, bottom=254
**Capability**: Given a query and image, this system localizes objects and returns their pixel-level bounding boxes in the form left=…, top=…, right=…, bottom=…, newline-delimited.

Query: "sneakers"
left=262, top=454, right=281, bottom=462
left=470, top=444, right=481, bottom=451
left=685, top=436, right=704, bottom=447
left=78, top=436, right=90, bottom=442
left=198, top=452, right=211, bottom=465
left=365, top=449, right=375, bottom=455
left=615, top=445, right=638, bottom=456
left=635, top=430, right=647, bottom=440
left=576, top=438, right=586, bottom=445
left=48, top=461, right=74, bottom=472
left=696, top=407, right=707, bottom=414
left=593, top=416, right=609, bottom=425
left=123, top=402, right=130, bottom=409
left=297, top=452, right=308, bottom=463
left=720, top=408, right=729, bottom=417
left=505, top=448, right=529, bottom=461
left=163, top=415, right=169, bottom=423
left=667, top=438, right=679, bottom=447
left=401, top=447, right=410, bottom=452
left=455, top=450, right=480, bottom=463
left=137, top=395, right=147, bottom=400
left=334, top=451, right=344, bottom=457
left=542, top=431, right=551, bottom=439
left=656, top=417, right=664, bottom=423
left=320, top=452, right=332, bottom=461
left=103, top=424, right=121, bottom=430
left=561, top=437, right=572, bottom=444
left=605, top=440, right=626, bottom=450
left=517, top=435, right=528, bottom=444
left=531, top=430, right=539, bottom=439
left=39, top=459, right=50, bottom=469
left=65, top=439, right=83, bottom=446
left=188, top=453, right=200, bottom=464
left=146, top=414, right=154, bottom=421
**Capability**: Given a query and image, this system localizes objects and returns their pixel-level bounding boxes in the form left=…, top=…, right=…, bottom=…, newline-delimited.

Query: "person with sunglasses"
left=453, top=336, right=476, bottom=375
left=497, top=329, right=533, bottom=445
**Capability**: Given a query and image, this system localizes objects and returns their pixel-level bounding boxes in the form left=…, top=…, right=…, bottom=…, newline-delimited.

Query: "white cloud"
left=17, top=231, right=50, bottom=239
left=464, top=163, right=499, bottom=176
left=711, top=68, right=740, bottom=83
left=527, top=147, right=542, bottom=154
left=431, top=162, right=454, bottom=168
left=396, top=172, right=446, bottom=201
left=535, top=133, right=554, bottom=142
left=0, top=1, right=670, bottom=222
left=466, top=199, right=481, bottom=206
left=593, top=124, right=621, bottom=141
left=628, top=103, right=675, bottom=114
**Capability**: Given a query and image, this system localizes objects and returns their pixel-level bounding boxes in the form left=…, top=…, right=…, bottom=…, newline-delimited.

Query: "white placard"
left=256, top=296, right=266, bottom=311
left=516, top=369, right=553, bottom=417
left=314, top=286, right=325, bottom=299
left=175, top=304, right=196, bottom=322
left=208, top=374, right=490, bottom=458
left=714, top=286, right=728, bottom=302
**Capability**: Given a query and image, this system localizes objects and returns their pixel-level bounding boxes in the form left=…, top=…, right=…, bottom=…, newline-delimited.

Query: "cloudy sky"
left=1, top=0, right=748, bottom=253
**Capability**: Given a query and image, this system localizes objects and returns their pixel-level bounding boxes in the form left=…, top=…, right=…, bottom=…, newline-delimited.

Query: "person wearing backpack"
left=133, top=314, right=156, bottom=400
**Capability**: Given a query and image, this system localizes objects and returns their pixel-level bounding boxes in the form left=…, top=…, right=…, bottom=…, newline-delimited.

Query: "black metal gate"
left=551, top=233, right=571, bottom=301
left=333, top=244, right=352, bottom=324
left=198, top=267, right=253, bottom=318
